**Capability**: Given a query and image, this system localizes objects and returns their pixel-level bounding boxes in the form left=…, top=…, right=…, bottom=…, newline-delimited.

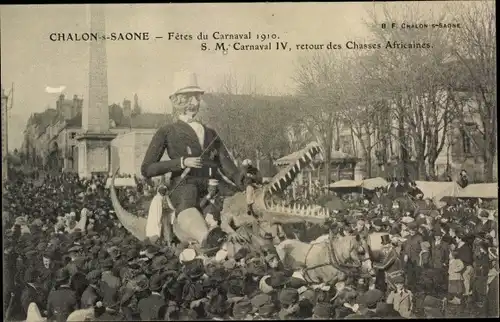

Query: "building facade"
left=110, top=130, right=161, bottom=177
left=22, top=94, right=170, bottom=174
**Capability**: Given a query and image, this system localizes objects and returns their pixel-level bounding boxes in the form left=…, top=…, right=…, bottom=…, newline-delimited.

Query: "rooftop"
left=31, top=109, right=59, bottom=134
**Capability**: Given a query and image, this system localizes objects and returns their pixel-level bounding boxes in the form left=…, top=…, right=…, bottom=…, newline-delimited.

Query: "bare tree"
left=217, top=72, right=239, bottom=95
left=448, top=1, right=497, bottom=181
left=217, top=72, right=261, bottom=96
left=335, top=53, right=393, bottom=178
left=362, top=3, right=462, bottom=180
left=201, top=90, right=293, bottom=162
left=293, top=52, right=347, bottom=185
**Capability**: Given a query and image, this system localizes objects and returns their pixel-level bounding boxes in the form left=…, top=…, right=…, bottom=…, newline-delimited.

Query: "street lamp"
left=2, top=88, right=9, bottom=182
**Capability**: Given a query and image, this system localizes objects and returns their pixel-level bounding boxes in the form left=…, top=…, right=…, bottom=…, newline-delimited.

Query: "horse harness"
left=302, top=235, right=368, bottom=284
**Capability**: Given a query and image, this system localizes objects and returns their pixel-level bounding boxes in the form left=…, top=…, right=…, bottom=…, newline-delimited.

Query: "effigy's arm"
left=213, top=132, right=242, bottom=190
left=141, top=126, right=184, bottom=178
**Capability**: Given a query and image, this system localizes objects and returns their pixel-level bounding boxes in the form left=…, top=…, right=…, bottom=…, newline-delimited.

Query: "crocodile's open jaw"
left=110, top=141, right=331, bottom=244
left=261, top=142, right=330, bottom=219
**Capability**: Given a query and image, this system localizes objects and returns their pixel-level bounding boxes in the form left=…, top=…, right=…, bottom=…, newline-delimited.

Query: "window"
left=70, top=132, right=76, bottom=139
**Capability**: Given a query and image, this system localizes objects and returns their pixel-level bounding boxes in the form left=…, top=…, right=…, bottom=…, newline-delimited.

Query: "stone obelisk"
left=77, top=4, right=116, bottom=178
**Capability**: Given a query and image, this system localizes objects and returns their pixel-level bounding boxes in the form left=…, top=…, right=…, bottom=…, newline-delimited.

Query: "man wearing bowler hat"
left=141, top=71, right=246, bottom=250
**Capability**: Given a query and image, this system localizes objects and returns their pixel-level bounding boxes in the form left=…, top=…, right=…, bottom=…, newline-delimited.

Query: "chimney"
left=132, top=93, right=141, bottom=115
left=76, top=96, right=83, bottom=115
left=71, top=95, right=79, bottom=119
left=56, top=94, right=65, bottom=114
left=123, top=99, right=132, bottom=118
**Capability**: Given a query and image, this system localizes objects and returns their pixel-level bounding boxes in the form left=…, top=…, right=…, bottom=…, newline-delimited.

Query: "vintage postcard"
left=1, top=2, right=497, bottom=321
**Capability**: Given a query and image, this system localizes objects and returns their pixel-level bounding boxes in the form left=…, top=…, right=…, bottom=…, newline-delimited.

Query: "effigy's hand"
left=184, top=157, right=202, bottom=168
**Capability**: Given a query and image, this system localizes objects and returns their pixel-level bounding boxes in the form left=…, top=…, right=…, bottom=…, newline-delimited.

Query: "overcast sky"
left=1, top=2, right=456, bottom=149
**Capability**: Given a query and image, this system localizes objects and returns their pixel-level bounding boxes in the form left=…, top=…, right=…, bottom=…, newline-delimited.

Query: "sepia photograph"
left=1, top=1, right=498, bottom=320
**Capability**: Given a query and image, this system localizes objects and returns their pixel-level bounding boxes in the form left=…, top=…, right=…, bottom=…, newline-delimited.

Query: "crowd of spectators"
left=2, top=170, right=498, bottom=321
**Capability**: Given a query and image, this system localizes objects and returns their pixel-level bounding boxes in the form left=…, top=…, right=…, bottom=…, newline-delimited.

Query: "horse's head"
left=337, top=235, right=374, bottom=276
left=356, top=235, right=375, bottom=276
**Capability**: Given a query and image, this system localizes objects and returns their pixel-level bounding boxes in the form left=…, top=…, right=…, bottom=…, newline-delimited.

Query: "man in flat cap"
left=141, top=71, right=246, bottom=250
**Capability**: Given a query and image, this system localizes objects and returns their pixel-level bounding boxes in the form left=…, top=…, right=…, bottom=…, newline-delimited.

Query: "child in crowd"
left=386, top=275, right=413, bottom=318
left=448, top=250, right=464, bottom=305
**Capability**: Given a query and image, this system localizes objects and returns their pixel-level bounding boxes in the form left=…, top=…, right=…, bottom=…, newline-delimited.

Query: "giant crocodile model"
left=110, top=142, right=331, bottom=244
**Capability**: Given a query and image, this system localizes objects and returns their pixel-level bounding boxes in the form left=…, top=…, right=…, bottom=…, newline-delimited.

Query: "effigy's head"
left=170, top=71, right=205, bottom=120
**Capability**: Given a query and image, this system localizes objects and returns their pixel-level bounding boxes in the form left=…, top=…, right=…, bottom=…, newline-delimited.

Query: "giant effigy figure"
left=139, top=71, right=247, bottom=250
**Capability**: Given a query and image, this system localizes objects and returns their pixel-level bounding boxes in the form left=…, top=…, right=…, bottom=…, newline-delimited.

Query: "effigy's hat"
left=208, top=179, right=219, bottom=187
left=170, top=71, right=204, bottom=98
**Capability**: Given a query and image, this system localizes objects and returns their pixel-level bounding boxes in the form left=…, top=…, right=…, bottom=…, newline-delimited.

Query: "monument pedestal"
left=77, top=132, right=116, bottom=178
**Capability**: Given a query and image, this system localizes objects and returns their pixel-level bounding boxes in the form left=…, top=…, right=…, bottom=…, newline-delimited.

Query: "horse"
left=275, top=234, right=375, bottom=285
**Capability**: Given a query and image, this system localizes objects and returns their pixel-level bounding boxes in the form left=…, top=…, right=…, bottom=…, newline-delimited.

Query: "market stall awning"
left=414, top=181, right=461, bottom=201
left=105, top=177, right=137, bottom=188
left=326, top=179, right=362, bottom=189
left=456, top=183, right=498, bottom=199
left=361, top=177, right=389, bottom=190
